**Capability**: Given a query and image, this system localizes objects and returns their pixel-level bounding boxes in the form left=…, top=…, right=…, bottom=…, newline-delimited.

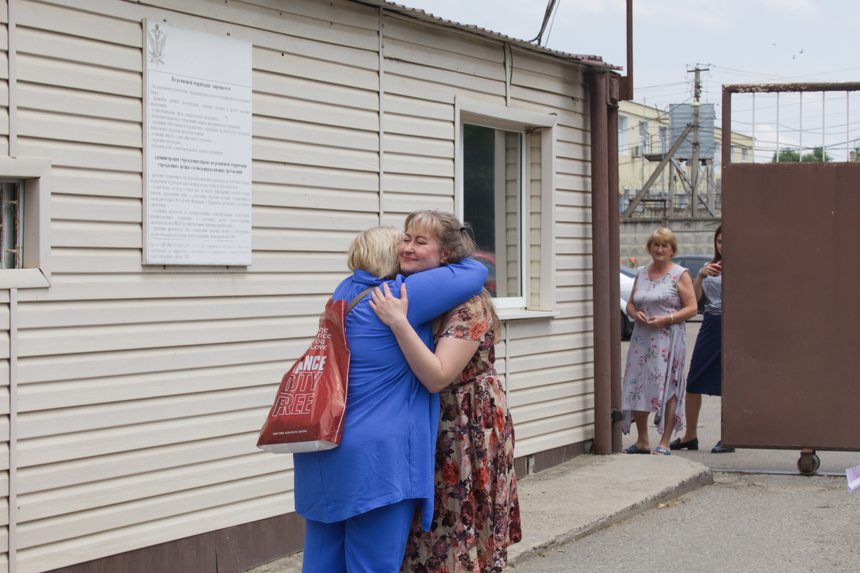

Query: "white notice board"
left=143, top=20, right=253, bottom=266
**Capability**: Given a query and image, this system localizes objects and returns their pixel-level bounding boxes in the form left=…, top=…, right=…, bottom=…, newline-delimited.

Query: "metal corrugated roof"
left=352, top=0, right=621, bottom=70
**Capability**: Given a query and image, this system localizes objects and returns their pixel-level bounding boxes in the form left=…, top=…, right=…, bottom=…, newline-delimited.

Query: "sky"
left=398, top=0, right=860, bottom=161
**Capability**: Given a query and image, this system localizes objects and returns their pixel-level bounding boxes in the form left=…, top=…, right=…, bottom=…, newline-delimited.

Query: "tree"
left=771, top=146, right=834, bottom=163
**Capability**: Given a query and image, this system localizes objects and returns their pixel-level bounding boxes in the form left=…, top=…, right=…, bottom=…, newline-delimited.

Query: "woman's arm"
left=371, top=283, right=479, bottom=393
left=402, top=258, right=487, bottom=325
left=692, top=263, right=721, bottom=301
left=626, top=277, right=648, bottom=326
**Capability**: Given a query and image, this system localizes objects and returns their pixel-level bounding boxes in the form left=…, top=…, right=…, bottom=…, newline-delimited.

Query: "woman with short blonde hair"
left=621, top=227, right=698, bottom=456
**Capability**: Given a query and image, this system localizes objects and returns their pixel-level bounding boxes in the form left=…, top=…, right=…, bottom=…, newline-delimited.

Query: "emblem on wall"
left=148, top=23, right=167, bottom=66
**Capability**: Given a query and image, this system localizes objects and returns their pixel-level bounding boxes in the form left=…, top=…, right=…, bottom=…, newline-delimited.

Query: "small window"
left=0, top=180, right=23, bottom=269
left=463, top=123, right=524, bottom=303
left=659, top=125, right=669, bottom=154
left=618, top=114, right=629, bottom=155
left=638, top=121, right=650, bottom=155
left=741, top=148, right=749, bottom=163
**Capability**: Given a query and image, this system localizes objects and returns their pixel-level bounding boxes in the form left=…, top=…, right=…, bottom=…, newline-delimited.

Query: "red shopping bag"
left=257, top=288, right=371, bottom=454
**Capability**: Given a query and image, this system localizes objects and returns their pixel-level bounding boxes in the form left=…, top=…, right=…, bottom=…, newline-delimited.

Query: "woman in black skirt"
left=669, top=225, right=733, bottom=453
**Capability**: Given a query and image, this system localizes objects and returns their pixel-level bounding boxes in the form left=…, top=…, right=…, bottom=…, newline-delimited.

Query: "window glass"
left=618, top=114, right=629, bottom=155
left=463, top=124, right=522, bottom=298
left=0, top=180, right=23, bottom=269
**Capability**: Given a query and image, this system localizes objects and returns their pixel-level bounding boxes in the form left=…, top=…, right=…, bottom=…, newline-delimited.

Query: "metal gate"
left=721, top=82, right=860, bottom=473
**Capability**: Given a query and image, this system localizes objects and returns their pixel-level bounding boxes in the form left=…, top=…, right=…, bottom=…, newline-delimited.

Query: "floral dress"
left=401, top=295, right=522, bottom=573
left=621, top=264, right=689, bottom=436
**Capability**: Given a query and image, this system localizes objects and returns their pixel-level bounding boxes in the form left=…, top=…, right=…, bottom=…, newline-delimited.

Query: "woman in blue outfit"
left=293, top=225, right=488, bottom=573
left=670, top=225, right=733, bottom=453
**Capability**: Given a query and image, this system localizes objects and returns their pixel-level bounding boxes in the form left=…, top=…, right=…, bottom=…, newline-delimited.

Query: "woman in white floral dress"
left=622, top=228, right=698, bottom=455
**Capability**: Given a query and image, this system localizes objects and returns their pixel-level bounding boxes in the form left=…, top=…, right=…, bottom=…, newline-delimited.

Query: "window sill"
left=497, top=309, right=560, bottom=321
left=0, top=269, right=51, bottom=289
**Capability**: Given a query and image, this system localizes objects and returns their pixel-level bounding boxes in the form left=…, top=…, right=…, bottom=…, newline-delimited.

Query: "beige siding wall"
left=0, top=289, right=8, bottom=573
left=1, top=1, right=596, bottom=571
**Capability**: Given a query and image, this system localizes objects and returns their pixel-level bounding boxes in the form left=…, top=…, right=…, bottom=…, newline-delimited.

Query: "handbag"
left=256, top=286, right=375, bottom=454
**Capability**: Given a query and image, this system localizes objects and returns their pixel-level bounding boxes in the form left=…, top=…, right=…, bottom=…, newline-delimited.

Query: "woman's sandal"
left=623, top=445, right=651, bottom=454
left=652, top=447, right=671, bottom=456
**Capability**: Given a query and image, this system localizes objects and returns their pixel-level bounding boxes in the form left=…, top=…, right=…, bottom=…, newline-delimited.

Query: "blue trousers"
left=301, top=499, right=416, bottom=573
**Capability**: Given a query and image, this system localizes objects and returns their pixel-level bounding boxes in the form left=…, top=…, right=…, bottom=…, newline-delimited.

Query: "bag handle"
left=347, top=286, right=377, bottom=314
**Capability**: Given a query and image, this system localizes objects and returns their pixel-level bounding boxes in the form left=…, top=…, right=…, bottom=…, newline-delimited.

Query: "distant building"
left=617, top=100, right=754, bottom=215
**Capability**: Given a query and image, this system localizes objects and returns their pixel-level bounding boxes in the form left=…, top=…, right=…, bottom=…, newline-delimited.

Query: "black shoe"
left=711, top=440, right=735, bottom=453
left=669, top=437, right=699, bottom=451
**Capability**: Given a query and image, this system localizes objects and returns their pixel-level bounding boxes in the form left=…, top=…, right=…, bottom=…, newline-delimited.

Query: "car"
left=620, top=264, right=636, bottom=339
left=671, top=254, right=713, bottom=314
left=472, top=251, right=497, bottom=297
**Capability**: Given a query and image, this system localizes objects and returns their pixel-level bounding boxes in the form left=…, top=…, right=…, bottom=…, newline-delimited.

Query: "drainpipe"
left=590, top=71, right=612, bottom=455
left=608, top=102, right=622, bottom=453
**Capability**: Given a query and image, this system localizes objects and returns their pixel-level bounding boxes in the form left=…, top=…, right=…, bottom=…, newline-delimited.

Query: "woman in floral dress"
left=370, top=210, right=521, bottom=573
left=621, top=228, right=698, bottom=456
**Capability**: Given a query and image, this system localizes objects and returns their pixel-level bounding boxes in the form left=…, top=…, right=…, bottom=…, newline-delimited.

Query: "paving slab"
left=244, top=453, right=712, bottom=572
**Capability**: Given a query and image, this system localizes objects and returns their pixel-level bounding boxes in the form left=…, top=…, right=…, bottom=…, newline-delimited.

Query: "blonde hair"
left=645, top=227, right=678, bottom=257
left=404, top=210, right=501, bottom=343
left=348, top=226, right=403, bottom=279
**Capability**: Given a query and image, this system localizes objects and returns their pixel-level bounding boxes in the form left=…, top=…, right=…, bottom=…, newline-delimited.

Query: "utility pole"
left=689, top=66, right=708, bottom=218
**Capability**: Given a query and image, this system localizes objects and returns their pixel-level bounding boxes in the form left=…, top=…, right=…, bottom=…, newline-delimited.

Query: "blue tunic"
left=293, top=259, right=488, bottom=531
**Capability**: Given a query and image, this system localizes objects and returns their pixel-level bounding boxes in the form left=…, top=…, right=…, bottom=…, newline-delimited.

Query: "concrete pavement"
left=245, top=452, right=713, bottom=572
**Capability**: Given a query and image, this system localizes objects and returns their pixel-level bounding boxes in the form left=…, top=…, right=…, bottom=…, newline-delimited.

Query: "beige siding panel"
left=0, top=51, right=7, bottom=81
left=512, top=67, right=583, bottom=98
left=18, top=409, right=267, bottom=467
left=144, top=0, right=380, bottom=45
left=382, top=133, right=452, bottom=159
left=53, top=220, right=140, bottom=249
left=0, top=82, right=8, bottom=107
left=254, top=71, right=378, bottom=112
left=18, top=387, right=274, bottom=439
left=18, top=109, right=140, bottom=148
left=16, top=271, right=345, bottom=303
left=52, top=167, right=142, bottom=199
left=516, top=411, right=591, bottom=442
left=254, top=183, right=378, bottom=212
left=254, top=161, right=378, bottom=192
left=18, top=433, right=274, bottom=494
left=383, top=37, right=504, bottom=82
left=515, top=426, right=593, bottom=458
left=556, top=173, right=590, bottom=193
left=384, top=153, right=452, bottom=178
left=555, top=190, right=591, bottom=209
left=512, top=395, right=592, bottom=425
left=383, top=94, right=452, bottom=122
left=384, top=15, right=503, bottom=65
left=384, top=113, right=453, bottom=141
left=18, top=453, right=289, bottom=523
left=17, top=338, right=317, bottom=385
left=252, top=116, right=378, bottom=152
left=18, top=26, right=141, bottom=72
left=254, top=227, right=359, bottom=253
left=510, top=89, right=581, bottom=116
left=18, top=53, right=141, bottom=97
left=20, top=363, right=291, bottom=411
left=19, top=82, right=139, bottom=122
left=18, top=293, right=330, bottom=329
left=556, top=157, right=589, bottom=177
left=512, top=380, right=592, bottom=409
left=383, top=174, right=452, bottom=197
left=383, top=192, right=451, bottom=215
left=253, top=47, right=378, bottom=91
left=254, top=92, right=378, bottom=133
left=19, top=0, right=142, bottom=47
left=18, top=138, right=141, bottom=172
left=253, top=139, right=378, bottom=172
left=508, top=331, right=591, bottom=357
left=510, top=363, right=593, bottom=393
left=17, top=493, right=291, bottom=573
left=385, top=59, right=506, bottom=99
left=19, top=316, right=316, bottom=357
left=53, top=195, right=140, bottom=224
left=508, top=347, right=590, bottom=374
left=254, top=206, right=375, bottom=232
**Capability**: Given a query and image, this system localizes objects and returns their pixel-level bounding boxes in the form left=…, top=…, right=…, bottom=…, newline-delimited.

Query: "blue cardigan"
left=293, top=259, right=488, bottom=530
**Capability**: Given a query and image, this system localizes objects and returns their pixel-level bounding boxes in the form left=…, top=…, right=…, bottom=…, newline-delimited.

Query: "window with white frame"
left=456, top=98, right=557, bottom=314
left=0, top=157, right=52, bottom=289
left=659, top=125, right=669, bottom=155
left=462, top=123, right=523, bottom=303
left=618, top=114, right=629, bottom=155
left=741, top=147, right=749, bottom=163
left=638, top=120, right=650, bottom=155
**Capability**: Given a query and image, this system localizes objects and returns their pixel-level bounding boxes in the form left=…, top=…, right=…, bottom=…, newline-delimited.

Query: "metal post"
left=822, top=92, right=826, bottom=162
left=776, top=92, right=780, bottom=162
left=690, top=67, right=702, bottom=217
left=608, top=105, right=622, bottom=453
left=589, top=72, right=612, bottom=455
left=799, top=92, right=803, bottom=159
left=751, top=93, right=755, bottom=163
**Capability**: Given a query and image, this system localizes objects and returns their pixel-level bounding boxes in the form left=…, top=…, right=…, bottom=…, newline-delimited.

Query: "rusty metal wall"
left=722, top=162, right=860, bottom=450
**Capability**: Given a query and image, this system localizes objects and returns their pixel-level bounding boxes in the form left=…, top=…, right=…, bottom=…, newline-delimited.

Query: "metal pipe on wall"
left=590, top=71, right=612, bottom=455
left=607, top=105, right=622, bottom=453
